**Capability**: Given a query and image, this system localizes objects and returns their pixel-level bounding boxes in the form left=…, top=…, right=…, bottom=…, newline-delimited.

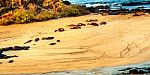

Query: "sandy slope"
left=0, top=14, right=150, bottom=74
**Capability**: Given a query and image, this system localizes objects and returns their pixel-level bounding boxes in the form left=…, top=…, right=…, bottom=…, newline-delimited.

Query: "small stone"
left=89, top=23, right=99, bottom=26
left=58, top=28, right=65, bottom=32
left=54, top=30, right=58, bottom=32
left=42, top=37, right=54, bottom=40
left=49, top=43, right=56, bottom=45
left=35, top=38, right=40, bottom=42
left=8, top=60, right=14, bottom=63
left=24, top=40, right=32, bottom=44
left=57, top=40, right=60, bottom=42
left=100, top=21, right=107, bottom=25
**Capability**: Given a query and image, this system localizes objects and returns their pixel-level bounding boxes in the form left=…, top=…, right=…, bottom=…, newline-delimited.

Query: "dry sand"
left=0, top=14, right=150, bottom=74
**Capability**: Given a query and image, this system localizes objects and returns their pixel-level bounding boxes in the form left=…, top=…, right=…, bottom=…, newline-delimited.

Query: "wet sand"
left=0, top=14, right=150, bottom=74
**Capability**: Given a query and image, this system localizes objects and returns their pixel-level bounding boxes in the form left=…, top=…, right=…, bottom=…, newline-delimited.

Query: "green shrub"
left=35, top=10, right=53, bottom=21
left=59, top=8, right=81, bottom=17
left=13, top=11, right=36, bottom=24
left=59, top=5, right=90, bottom=17
left=71, top=5, right=90, bottom=15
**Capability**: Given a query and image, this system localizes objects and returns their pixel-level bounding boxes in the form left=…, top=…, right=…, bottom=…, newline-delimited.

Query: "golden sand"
left=0, top=14, right=150, bottom=74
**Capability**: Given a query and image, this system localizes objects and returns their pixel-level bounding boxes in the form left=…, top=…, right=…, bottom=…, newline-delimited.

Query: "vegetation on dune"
left=0, top=0, right=90, bottom=25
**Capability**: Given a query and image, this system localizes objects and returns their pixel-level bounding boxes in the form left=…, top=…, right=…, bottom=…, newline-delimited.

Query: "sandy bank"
left=0, top=14, right=150, bottom=74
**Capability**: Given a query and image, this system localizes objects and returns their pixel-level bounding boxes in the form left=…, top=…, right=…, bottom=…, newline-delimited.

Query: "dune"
left=0, top=14, right=150, bottom=74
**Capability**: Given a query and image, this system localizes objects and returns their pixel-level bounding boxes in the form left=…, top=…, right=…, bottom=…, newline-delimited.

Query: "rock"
left=13, top=46, right=30, bottom=50
left=133, top=13, right=140, bottom=16
left=23, top=46, right=30, bottom=50
left=0, top=54, right=6, bottom=59
left=89, top=23, right=99, bottom=26
left=58, top=28, right=65, bottom=32
left=49, top=43, right=56, bottom=45
left=42, top=37, right=54, bottom=40
left=33, top=44, right=36, bottom=45
left=35, top=38, right=40, bottom=42
left=57, top=40, right=60, bottom=42
left=70, top=26, right=81, bottom=29
left=66, top=24, right=78, bottom=28
left=86, top=19, right=98, bottom=22
left=24, top=40, right=33, bottom=44
left=54, top=30, right=58, bottom=32
left=2, top=47, right=13, bottom=51
left=138, top=70, right=145, bottom=74
left=129, top=69, right=139, bottom=74
left=0, top=62, right=2, bottom=64
left=100, top=21, right=107, bottom=25
left=4, top=55, right=18, bottom=59
left=78, top=23, right=86, bottom=26
left=8, top=60, right=14, bottom=63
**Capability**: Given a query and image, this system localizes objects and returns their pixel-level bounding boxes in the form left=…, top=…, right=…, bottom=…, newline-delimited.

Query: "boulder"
left=138, top=70, right=145, bottom=74
left=129, top=69, right=139, bottom=74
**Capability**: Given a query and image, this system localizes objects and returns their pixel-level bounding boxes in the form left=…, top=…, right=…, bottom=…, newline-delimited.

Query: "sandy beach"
left=0, top=14, right=150, bottom=74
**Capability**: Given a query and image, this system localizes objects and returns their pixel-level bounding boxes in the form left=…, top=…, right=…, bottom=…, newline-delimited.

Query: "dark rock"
left=89, top=23, right=99, bottom=26
left=58, top=28, right=65, bottom=32
left=13, top=46, right=30, bottom=50
left=129, top=69, right=139, bottom=74
left=138, top=70, right=145, bottom=74
left=14, top=46, right=24, bottom=50
left=100, top=21, right=107, bottom=25
left=78, top=23, right=86, bottom=26
left=70, top=26, right=81, bottom=29
left=42, top=37, right=54, bottom=40
left=2, top=47, right=13, bottom=51
left=4, top=55, right=18, bottom=59
left=24, top=40, right=33, bottom=44
left=23, top=46, right=30, bottom=50
left=0, top=54, right=6, bottom=59
left=35, top=38, right=40, bottom=42
left=86, top=19, right=98, bottom=22
left=66, top=24, right=78, bottom=28
left=57, top=40, right=60, bottom=42
left=49, top=43, right=56, bottom=45
left=133, top=13, right=140, bottom=16
left=8, top=60, right=14, bottom=63
left=33, top=44, right=36, bottom=45
left=0, top=62, right=2, bottom=64
left=54, top=30, right=58, bottom=32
